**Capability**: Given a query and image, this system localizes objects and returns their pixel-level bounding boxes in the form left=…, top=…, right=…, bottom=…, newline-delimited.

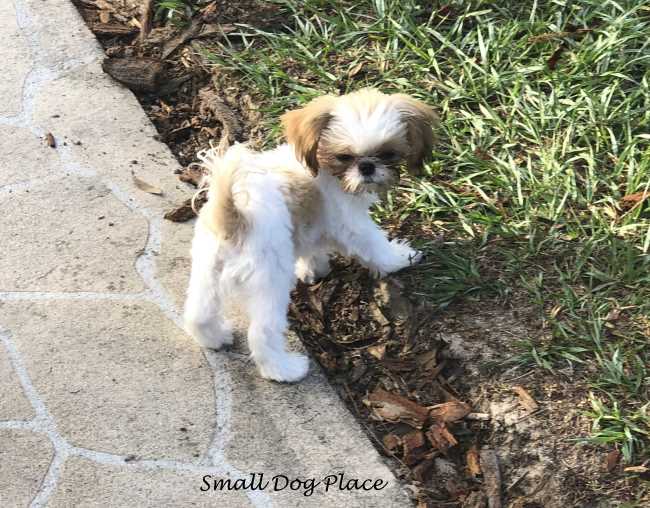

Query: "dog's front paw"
left=256, top=352, right=310, bottom=383
left=376, top=239, right=423, bottom=275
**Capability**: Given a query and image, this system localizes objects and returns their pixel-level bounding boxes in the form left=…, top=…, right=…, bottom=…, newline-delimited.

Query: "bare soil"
left=72, top=2, right=643, bottom=506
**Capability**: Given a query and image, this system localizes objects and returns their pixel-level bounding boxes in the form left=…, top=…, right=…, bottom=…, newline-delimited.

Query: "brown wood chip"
left=102, top=57, right=164, bottom=93
left=365, top=388, right=430, bottom=428
left=139, top=0, right=154, bottom=42
left=164, top=198, right=198, bottom=222
left=92, top=23, right=138, bottom=36
left=402, top=430, right=427, bottom=466
left=605, top=450, right=621, bottom=472
left=466, top=445, right=481, bottom=476
left=479, top=448, right=502, bottom=508
left=425, top=422, right=458, bottom=452
left=429, top=401, right=472, bottom=423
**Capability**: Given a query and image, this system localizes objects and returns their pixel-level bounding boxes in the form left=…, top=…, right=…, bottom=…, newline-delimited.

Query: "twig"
left=480, top=448, right=502, bottom=508
left=140, top=0, right=155, bottom=42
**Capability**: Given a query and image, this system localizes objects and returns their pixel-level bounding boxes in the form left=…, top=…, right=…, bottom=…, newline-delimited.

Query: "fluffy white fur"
left=184, top=89, right=435, bottom=382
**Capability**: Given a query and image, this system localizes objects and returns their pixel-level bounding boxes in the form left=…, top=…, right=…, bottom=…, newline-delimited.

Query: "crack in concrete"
left=0, top=1, right=272, bottom=506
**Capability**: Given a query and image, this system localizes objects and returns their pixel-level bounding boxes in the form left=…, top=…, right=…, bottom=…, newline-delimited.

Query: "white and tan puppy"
left=184, top=88, right=437, bottom=382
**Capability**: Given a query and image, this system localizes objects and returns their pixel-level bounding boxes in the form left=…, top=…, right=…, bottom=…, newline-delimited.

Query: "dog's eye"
left=336, top=154, right=354, bottom=163
left=379, top=150, right=398, bottom=161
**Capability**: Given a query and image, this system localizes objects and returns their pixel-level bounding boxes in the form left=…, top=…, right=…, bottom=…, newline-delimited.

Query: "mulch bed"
left=71, top=2, right=630, bottom=506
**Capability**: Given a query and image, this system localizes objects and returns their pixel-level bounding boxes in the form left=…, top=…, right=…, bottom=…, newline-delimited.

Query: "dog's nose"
left=358, top=161, right=375, bottom=176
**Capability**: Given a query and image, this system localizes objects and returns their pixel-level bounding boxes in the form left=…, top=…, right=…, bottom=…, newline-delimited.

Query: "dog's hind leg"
left=242, top=242, right=309, bottom=383
left=184, top=223, right=233, bottom=350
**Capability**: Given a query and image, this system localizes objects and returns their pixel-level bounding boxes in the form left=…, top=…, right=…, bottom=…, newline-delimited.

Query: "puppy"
left=184, top=88, right=437, bottom=382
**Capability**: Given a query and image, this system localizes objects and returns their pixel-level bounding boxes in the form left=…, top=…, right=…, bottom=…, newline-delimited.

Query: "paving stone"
left=0, top=346, right=33, bottom=420
left=0, top=176, right=147, bottom=292
left=22, top=0, right=103, bottom=72
left=0, top=125, right=62, bottom=188
left=1, top=300, right=214, bottom=460
left=0, top=1, right=32, bottom=117
left=31, top=63, right=192, bottom=215
left=0, top=429, right=54, bottom=507
left=217, top=353, right=406, bottom=507
left=0, top=0, right=409, bottom=504
left=158, top=219, right=194, bottom=310
left=49, top=457, right=251, bottom=508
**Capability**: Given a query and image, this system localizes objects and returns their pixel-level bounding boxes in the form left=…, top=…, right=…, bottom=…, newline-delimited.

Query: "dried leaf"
left=162, top=20, right=236, bottom=59
left=466, top=445, right=481, bottom=476
left=99, top=10, right=111, bottom=23
left=547, top=43, right=566, bottom=70
left=382, top=433, right=400, bottom=452
left=512, top=386, right=539, bottom=412
left=402, top=430, right=427, bottom=465
left=164, top=199, right=197, bottom=222
left=412, top=458, right=435, bottom=483
left=94, top=0, right=114, bottom=10
left=528, top=28, right=592, bottom=44
left=178, top=165, right=206, bottom=187
left=367, top=343, right=386, bottom=360
left=373, top=278, right=413, bottom=322
left=425, top=422, right=458, bottom=452
left=429, top=401, right=472, bottom=423
left=45, top=132, right=56, bottom=148
left=348, top=61, right=364, bottom=77
left=132, top=172, right=162, bottom=195
left=621, top=191, right=650, bottom=205
left=365, top=388, right=429, bottom=428
left=624, top=465, right=649, bottom=474
left=368, top=302, right=390, bottom=326
left=605, top=450, right=621, bottom=472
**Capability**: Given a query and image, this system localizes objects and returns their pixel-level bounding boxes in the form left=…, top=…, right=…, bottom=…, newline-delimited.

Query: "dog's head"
left=281, top=88, right=437, bottom=193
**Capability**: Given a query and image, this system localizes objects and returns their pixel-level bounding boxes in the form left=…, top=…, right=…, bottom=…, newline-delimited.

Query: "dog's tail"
left=197, top=144, right=248, bottom=242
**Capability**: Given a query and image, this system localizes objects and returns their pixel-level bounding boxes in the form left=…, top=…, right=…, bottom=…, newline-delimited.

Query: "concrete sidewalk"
left=0, top=1, right=407, bottom=506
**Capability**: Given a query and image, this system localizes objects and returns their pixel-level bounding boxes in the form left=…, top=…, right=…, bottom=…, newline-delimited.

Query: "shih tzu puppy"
left=184, top=88, right=437, bottom=382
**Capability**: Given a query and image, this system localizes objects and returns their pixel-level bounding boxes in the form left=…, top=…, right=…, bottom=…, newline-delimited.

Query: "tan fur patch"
left=281, top=95, right=338, bottom=176
left=200, top=159, right=248, bottom=242
left=390, top=94, right=438, bottom=175
left=276, top=168, right=323, bottom=229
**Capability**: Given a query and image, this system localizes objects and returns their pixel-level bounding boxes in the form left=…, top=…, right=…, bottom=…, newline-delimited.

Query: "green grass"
left=155, top=0, right=196, bottom=23
left=202, top=0, right=650, bottom=463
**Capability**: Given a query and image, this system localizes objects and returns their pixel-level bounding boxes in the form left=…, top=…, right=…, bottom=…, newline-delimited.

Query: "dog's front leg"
left=335, top=214, right=422, bottom=277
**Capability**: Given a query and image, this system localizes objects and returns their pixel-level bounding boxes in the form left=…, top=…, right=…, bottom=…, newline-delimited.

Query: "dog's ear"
left=392, top=94, right=438, bottom=176
left=281, top=95, right=338, bottom=176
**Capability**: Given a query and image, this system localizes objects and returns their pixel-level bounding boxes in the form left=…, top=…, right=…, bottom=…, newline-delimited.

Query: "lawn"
left=102, top=0, right=650, bottom=503
left=198, top=0, right=650, bottom=501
